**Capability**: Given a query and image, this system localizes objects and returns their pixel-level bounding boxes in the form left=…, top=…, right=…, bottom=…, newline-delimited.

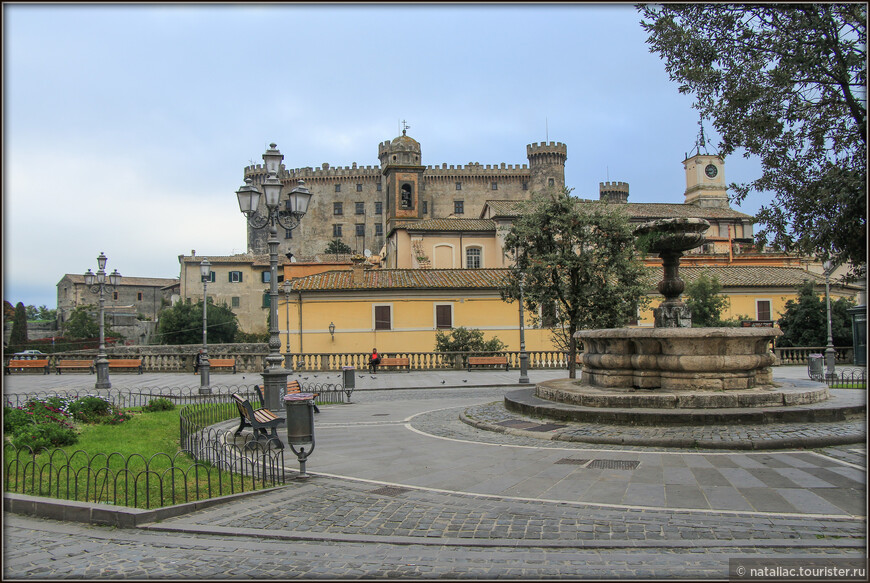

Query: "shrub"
left=4, top=406, right=33, bottom=434
left=68, top=395, right=132, bottom=425
left=143, top=398, right=175, bottom=412
left=9, top=422, right=77, bottom=451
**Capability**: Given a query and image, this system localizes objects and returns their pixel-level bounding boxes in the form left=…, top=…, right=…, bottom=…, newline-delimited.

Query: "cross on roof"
left=401, top=119, right=410, bottom=135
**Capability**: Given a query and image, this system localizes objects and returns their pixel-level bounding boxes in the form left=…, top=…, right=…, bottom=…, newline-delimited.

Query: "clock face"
left=705, top=164, right=718, bottom=178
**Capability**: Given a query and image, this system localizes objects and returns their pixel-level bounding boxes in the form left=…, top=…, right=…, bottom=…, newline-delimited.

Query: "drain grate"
left=369, top=486, right=411, bottom=497
left=526, top=423, right=567, bottom=432
left=555, top=458, right=591, bottom=465
left=495, top=420, right=539, bottom=429
left=587, top=459, right=640, bottom=470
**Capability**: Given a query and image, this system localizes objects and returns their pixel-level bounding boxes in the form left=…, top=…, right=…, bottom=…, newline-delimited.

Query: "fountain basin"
left=575, top=327, right=783, bottom=391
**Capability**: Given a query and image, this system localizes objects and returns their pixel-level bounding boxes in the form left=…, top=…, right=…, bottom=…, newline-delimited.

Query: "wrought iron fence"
left=3, top=379, right=347, bottom=509
left=809, top=367, right=866, bottom=388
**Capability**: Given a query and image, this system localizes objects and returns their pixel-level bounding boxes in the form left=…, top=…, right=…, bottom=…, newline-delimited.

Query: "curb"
left=3, top=486, right=289, bottom=528
left=459, top=411, right=866, bottom=450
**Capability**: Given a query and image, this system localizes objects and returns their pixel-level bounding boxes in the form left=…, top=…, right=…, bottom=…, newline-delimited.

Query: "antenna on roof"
left=545, top=117, right=549, bottom=142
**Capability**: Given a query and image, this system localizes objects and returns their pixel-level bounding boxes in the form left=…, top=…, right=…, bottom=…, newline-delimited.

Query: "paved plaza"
left=3, top=366, right=867, bottom=579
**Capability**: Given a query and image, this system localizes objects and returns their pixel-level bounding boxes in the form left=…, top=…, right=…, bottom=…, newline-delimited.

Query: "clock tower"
left=683, top=122, right=729, bottom=208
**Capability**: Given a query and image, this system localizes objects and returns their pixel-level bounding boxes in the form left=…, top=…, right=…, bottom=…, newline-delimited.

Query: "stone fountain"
left=503, top=217, right=848, bottom=426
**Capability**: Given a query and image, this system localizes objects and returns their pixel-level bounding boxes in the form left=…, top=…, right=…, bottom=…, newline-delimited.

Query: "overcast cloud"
left=3, top=3, right=769, bottom=309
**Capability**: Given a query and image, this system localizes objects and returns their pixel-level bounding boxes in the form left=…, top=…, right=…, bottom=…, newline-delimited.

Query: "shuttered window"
left=374, top=305, right=391, bottom=330
left=435, top=305, right=452, bottom=329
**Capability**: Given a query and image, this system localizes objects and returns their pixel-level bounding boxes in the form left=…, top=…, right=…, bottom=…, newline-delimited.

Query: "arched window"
left=466, top=247, right=482, bottom=269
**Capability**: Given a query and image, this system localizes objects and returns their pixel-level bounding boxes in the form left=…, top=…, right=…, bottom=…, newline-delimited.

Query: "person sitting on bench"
left=368, top=348, right=381, bottom=373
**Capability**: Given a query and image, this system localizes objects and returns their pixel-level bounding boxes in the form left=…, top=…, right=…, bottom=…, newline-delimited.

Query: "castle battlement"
left=244, top=163, right=383, bottom=179
left=599, top=181, right=629, bottom=191
left=526, top=141, right=567, bottom=156
left=599, top=181, right=629, bottom=203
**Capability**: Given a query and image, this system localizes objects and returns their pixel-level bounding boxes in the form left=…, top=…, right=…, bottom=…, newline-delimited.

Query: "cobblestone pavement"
left=3, top=372, right=867, bottom=579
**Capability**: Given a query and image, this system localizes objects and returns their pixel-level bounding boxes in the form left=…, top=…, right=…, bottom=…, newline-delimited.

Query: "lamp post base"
left=262, top=366, right=290, bottom=412
left=94, top=358, right=111, bottom=390
left=199, top=361, right=211, bottom=394
left=518, top=352, right=530, bottom=384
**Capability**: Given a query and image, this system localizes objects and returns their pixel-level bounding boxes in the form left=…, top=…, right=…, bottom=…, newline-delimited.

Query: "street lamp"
left=83, top=252, right=121, bottom=389
left=199, top=258, right=211, bottom=393
left=329, top=322, right=336, bottom=340
left=824, top=260, right=836, bottom=380
left=237, top=143, right=313, bottom=410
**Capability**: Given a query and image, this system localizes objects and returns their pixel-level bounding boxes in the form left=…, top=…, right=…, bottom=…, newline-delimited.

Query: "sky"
left=4, top=2, right=771, bottom=310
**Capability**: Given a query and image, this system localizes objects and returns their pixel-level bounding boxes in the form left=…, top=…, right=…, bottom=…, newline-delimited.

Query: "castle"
left=242, top=130, right=567, bottom=259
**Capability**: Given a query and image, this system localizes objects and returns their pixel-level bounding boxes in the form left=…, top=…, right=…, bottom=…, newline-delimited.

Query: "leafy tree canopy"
left=156, top=298, right=239, bottom=345
left=502, top=189, right=649, bottom=376
left=325, top=239, right=353, bottom=256
left=776, top=281, right=855, bottom=347
left=683, top=271, right=731, bottom=327
left=64, top=305, right=101, bottom=340
left=10, top=302, right=28, bottom=344
left=434, top=326, right=506, bottom=353
left=4, top=300, right=15, bottom=321
left=25, top=305, right=57, bottom=321
left=639, top=4, right=866, bottom=275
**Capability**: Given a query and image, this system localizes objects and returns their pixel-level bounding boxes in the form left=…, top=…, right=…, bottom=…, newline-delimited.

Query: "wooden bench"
left=5, top=359, right=50, bottom=375
left=377, top=357, right=410, bottom=372
left=232, top=392, right=284, bottom=449
left=467, top=355, right=510, bottom=371
left=55, top=359, right=95, bottom=374
left=286, top=380, right=320, bottom=413
left=107, top=359, right=143, bottom=374
left=206, top=358, right=236, bottom=373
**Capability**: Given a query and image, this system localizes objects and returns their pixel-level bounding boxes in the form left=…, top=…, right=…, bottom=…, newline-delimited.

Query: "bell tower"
left=683, top=119, right=729, bottom=208
left=379, top=121, right=425, bottom=230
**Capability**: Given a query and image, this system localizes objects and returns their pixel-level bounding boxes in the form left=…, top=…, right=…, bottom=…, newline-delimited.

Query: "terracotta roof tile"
left=394, top=218, right=496, bottom=232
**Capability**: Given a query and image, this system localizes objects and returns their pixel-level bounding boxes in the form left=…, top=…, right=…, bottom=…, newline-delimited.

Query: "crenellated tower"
left=526, top=141, right=567, bottom=194
left=599, top=181, right=629, bottom=203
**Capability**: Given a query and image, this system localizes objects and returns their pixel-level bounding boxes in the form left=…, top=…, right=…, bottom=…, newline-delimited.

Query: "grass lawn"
left=4, top=404, right=281, bottom=509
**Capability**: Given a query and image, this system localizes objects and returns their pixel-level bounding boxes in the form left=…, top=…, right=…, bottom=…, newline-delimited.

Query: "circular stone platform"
left=504, top=379, right=865, bottom=426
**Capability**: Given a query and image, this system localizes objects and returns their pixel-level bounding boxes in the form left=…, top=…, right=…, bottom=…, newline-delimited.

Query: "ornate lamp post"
left=824, top=260, right=836, bottom=380
left=237, top=143, right=312, bottom=410
left=199, top=258, right=211, bottom=393
left=83, top=252, right=121, bottom=389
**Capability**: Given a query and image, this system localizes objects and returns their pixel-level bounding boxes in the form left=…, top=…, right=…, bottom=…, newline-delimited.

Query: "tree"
left=502, top=189, right=649, bottom=377
left=10, top=302, right=28, bottom=345
left=156, top=298, right=239, bottom=345
left=64, top=305, right=101, bottom=339
left=25, top=304, right=57, bottom=321
left=4, top=300, right=16, bottom=322
left=325, top=239, right=353, bottom=257
left=776, top=281, right=855, bottom=347
left=434, top=326, right=506, bottom=353
left=683, top=271, right=730, bottom=327
left=639, top=4, right=866, bottom=275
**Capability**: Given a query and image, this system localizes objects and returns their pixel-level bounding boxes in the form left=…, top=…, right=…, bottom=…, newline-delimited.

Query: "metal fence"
left=3, top=379, right=345, bottom=509
left=808, top=366, right=866, bottom=387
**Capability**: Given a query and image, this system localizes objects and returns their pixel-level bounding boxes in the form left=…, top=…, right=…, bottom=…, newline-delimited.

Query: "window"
left=333, top=202, right=343, bottom=215
left=491, top=181, right=498, bottom=190
left=375, top=224, right=383, bottom=236
left=355, top=224, right=365, bottom=237
left=334, top=183, right=341, bottom=193
left=208, top=272, right=216, bottom=283
left=356, top=183, right=363, bottom=192
left=522, top=181, right=528, bottom=191
left=455, top=182, right=462, bottom=190
left=375, top=201, right=383, bottom=215
left=355, top=202, right=365, bottom=215
left=284, top=228, right=293, bottom=239
left=400, top=184, right=413, bottom=209
left=548, top=178, right=555, bottom=187
left=422, top=201, right=428, bottom=214
left=757, top=300, right=771, bottom=321
left=466, top=247, right=481, bottom=269
left=113, top=291, right=119, bottom=301
left=435, top=304, right=452, bottom=329
left=231, top=296, right=240, bottom=308
left=262, top=271, right=271, bottom=283
left=454, top=200, right=464, bottom=215
left=333, top=224, right=343, bottom=237
left=229, top=271, right=243, bottom=283
left=376, top=182, right=382, bottom=192
left=374, top=305, right=391, bottom=330
left=137, top=292, right=143, bottom=301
